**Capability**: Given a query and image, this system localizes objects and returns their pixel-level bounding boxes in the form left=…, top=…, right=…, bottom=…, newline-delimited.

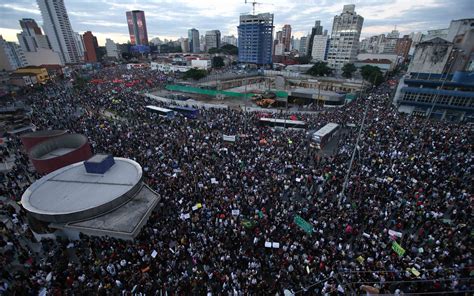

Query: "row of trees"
left=208, top=44, right=238, bottom=55
left=306, top=62, right=384, bottom=86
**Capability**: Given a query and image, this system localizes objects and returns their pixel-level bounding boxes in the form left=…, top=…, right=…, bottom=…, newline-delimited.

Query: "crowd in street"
left=0, top=65, right=472, bottom=295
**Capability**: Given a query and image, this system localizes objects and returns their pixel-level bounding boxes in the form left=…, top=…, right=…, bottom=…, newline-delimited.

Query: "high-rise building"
left=282, top=25, right=291, bottom=52
left=83, top=31, right=98, bottom=62
left=395, top=35, right=412, bottom=60
left=0, top=36, right=28, bottom=71
left=238, top=13, right=274, bottom=65
left=16, top=18, right=62, bottom=66
left=274, top=43, right=284, bottom=56
left=311, top=35, right=329, bottom=61
left=327, top=4, right=364, bottom=69
left=299, top=36, right=308, bottom=55
left=222, top=35, right=237, bottom=46
left=180, top=38, right=190, bottom=53
left=307, top=20, right=323, bottom=56
left=446, top=18, right=474, bottom=42
left=205, top=30, right=221, bottom=50
left=188, top=28, right=200, bottom=53
left=105, top=38, right=119, bottom=59
left=292, top=38, right=300, bottom=52
left=17, top=18, right=50, bottom=52
left=380, top=29, right=400, bottom=54
left=37, top=0, right=80, bottom=64
left=274, top=30, right=283, bottom=56
left=126, top=10, right=148, bottom=45
left=73, top=32, right=85, bottom=61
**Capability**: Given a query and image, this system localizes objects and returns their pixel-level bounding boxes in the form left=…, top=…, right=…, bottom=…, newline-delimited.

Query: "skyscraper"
left=73, top=32, right=85, bottom=61
left=395, top=35, right=412, bottom=60
left=188, top=28, right=200, bottom=53
left=126, top=10, right=149, bottom=45
left=327, top=5, right=364, bottom=69
left=205, top=30, right=221, bottom=50
left=238, top=13, right=274, bottom=65
left=0, top=36, right=28, bottom=71
left=105, top=38, right=120, bottom=59
left=299, top=36, right=308, bottom=55
left=16, top=18, right=62, bottom=66
left=37, top=0, right=80, bottom=64
left=311, top=35, right=329, bottom=61
left=222, top=35, right=237, bottom=46
left=307, top=20, right=323, bottom=56
left=17, top=18, right=50, bottom=52
left=83, top=31, right=98, bottom=62
left=282, top=25, right=291, bottom=52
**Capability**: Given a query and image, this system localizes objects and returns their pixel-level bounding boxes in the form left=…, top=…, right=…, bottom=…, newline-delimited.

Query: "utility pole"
left=340, top=73, right=378, bottom=203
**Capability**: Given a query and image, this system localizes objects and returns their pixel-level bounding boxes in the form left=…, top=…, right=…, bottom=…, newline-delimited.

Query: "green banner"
left=392, top=241, right=406, bottom=257
left=241, top=219, right=255, bottom=229
left=294, top=215, right=313, bottom=234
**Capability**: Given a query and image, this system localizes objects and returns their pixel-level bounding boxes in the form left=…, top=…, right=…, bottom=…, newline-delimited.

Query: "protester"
left=0, top=65, right=472, bottom=295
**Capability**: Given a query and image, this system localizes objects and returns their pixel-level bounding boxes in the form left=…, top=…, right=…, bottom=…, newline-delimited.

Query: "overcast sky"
left=0, top=0, right=472, bottom=46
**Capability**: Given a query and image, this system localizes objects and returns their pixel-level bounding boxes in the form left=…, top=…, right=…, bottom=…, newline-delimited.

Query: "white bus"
left=145, top=105, right=175, bottom=119
left=311, top=123, right=340, bottom=149
left=259, top=118, right=307, bottom=129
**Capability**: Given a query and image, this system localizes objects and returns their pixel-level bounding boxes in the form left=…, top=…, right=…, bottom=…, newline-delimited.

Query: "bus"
left=310, top=123, right=340, bottom=149
left=168, top=105, right=199, bottom=119
left=145, top=105, right=175, bottom=119
left=259, top=118, right=307, bottom=129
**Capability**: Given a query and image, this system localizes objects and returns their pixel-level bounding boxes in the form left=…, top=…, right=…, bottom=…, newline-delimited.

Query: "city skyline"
left=0, top=0, right=473, bottom=46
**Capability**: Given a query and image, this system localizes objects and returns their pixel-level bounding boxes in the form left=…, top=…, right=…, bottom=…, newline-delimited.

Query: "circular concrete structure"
left=29, top=133, right=93, bottom=174
left=20, top=130, right=67, bottom=152
left=21, top=158, right=143, bottom=223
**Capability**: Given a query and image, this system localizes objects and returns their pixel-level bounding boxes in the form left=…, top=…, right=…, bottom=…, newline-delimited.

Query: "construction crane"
left=244, top=0, right=272, bottom=15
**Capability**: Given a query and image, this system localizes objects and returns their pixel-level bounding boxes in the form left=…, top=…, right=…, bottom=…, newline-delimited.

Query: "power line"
left=341, top=277, right=473, bottom=285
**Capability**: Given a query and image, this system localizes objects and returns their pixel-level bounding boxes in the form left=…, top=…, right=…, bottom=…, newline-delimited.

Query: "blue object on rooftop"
left=84, top=154, right=115, bottom=174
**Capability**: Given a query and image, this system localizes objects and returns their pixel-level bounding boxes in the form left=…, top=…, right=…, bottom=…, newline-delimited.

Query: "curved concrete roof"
left=21, top=157, right=143, bottom=223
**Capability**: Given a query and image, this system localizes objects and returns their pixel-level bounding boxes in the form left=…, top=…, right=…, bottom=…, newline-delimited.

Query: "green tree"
left=212, top=56, right=225, bottom=68
left=183, top=68, right=208, bottom=80
left=342, top=63, right=357, bottom=78
left=306, top=62, right=332, bottom=77
left=208, top=45, right=238, bottom=55
left=296, top=55, right=311, bottom=64
left=360, top=65, right=384, bottom=86
left=221, top=44, right=238, bottom=55
left=208, top=47, right=220, bottom=54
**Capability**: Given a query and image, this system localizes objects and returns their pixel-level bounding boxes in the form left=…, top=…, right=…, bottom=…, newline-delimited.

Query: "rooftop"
left=21, top=157, right=143, bottom=223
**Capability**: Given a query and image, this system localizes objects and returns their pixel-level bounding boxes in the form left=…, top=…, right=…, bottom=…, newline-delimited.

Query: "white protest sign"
left=151, top=250, right=158, bottom=258
left=232, top=209, right=240, bottom=216
left=265, top=242, right=272, bottom=248
left=223, top=135, right=236, bottom=142
left=211, top=178, right=218, bottom=184
left=388, top=229, right=402, bottom=238
left=272, top=242, right=280, bottom=249
left=192, top=205, right=199, bottom=211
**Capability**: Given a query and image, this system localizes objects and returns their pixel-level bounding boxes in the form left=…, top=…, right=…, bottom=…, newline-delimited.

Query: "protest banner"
left=294, top=215, right=313, bottom=234
left=392, top=241, right=406, bottom=256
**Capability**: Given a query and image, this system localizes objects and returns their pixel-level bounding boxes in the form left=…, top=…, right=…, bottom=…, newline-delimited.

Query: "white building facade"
left=37, top=0, right=80, bottom=64
left=105, top=38, right=120, bottom=59
left=327, top=4, right=364, bottom=69
left=311, top=35, right=329, bottom=61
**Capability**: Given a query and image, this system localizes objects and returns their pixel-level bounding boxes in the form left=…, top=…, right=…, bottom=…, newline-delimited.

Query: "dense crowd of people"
left=0, top=65, right=472, bottom=295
